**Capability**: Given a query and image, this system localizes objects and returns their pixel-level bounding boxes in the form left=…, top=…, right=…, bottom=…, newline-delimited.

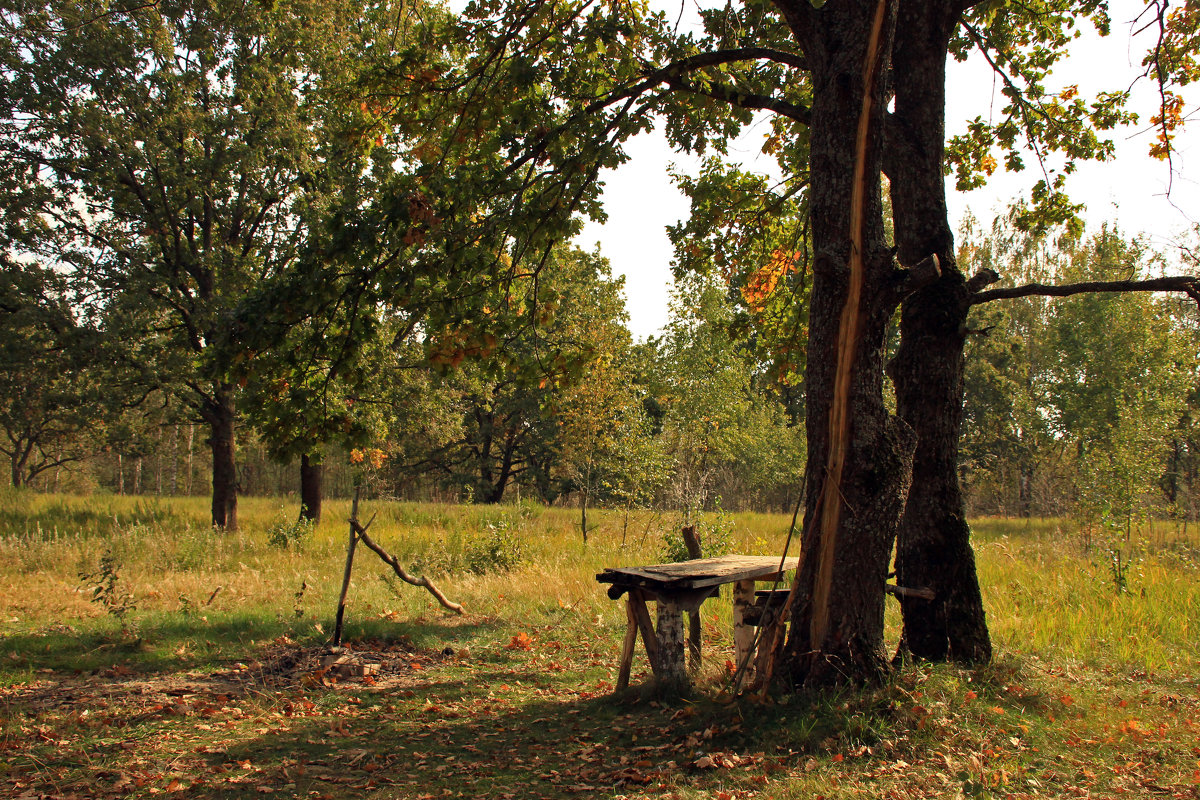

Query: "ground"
left=1, top=496, right=1198, bottom=798
left=3, top=617, right=1198, bottom=799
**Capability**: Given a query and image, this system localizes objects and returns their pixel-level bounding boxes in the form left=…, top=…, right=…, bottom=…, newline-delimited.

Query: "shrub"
left=267, top=515, right=315, bottom=551
left=662, top=499, right=735, bottom=562
left=466, top=519, right=525, bottom=574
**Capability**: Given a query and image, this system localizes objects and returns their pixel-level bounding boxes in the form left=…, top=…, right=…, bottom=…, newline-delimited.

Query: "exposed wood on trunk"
left=808, top=0, right=892, bottom=654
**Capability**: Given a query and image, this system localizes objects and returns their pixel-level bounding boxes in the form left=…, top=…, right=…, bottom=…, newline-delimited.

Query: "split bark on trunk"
left=885, top=0, right=991, bottom=665
left=777, top=0, right=914, bottom=687
left=299, top=452, right=323, bottom=524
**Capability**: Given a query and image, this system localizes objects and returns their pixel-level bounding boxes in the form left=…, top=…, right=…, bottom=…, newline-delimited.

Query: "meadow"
left=1, top=489, right=1198, bottom=799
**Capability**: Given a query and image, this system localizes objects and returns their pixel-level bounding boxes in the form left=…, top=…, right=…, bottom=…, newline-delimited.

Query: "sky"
left=573, top=0, right=1200, bottom=340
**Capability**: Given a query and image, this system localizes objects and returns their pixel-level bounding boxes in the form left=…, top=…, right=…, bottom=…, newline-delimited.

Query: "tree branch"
left=508, top=48, right=810, bottom=174
left=663, top=76, right=811, bottom=125
left=352, top=520, right=465, bottom=615
left=971, top=275, right=1200, bottom=306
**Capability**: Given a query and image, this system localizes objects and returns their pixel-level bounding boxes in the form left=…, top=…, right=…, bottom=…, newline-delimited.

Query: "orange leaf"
left=506, top=632, right=534, bottom=650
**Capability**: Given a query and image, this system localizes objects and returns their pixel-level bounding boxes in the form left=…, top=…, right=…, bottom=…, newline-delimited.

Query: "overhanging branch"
left=971, top=275, right=1200, bottom=306
left=664, top=76, right=811, bottom=125
left=507, top=47, right=811, bottom=174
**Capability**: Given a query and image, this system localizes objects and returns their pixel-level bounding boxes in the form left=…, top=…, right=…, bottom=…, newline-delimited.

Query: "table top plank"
left=597, top=555, right=800, bottom=591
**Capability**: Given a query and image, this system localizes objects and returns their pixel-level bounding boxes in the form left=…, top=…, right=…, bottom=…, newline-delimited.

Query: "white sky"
left=575, top=0, right=1200, bottom=340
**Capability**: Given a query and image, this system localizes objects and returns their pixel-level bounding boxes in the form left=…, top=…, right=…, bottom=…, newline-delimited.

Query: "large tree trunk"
left=778, top=0, right=913, bottom=687
left=885, top=0, right=991, bottom=664
left=299, top=451, right=322, bottom=523
left=206, top=385, right=238, bottom=531
left=890, top=278, right=991, bottom=663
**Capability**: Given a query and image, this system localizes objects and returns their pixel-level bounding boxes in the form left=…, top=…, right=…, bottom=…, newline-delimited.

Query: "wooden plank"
left=732, top=579, right=756, bottom=688
left=597, top=555, right=800, bottom=591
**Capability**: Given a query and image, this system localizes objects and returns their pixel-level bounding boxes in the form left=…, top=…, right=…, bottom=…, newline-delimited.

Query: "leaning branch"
left=352, top=520, right=466, bottom=615
left=971, top=275, right=1200, bottom=306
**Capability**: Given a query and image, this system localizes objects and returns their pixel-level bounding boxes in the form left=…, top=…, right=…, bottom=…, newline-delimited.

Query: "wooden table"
left=597, top=555, right=799, bottom=689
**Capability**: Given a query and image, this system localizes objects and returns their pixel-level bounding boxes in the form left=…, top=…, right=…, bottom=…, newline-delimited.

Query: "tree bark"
left=206, top=385, right=238, bottom=531
left=885, top=0, right=991, bottom=665
left=300, top=451, right=323, bottom=524
left=777, top=0, right=912, bottom=687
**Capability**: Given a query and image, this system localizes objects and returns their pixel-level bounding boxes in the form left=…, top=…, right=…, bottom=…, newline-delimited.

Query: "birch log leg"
left=655, top=597, right=687, bottom=687
left=732, top=579, right=756, bottom=685
left=616, top=596, right=640, bottom=691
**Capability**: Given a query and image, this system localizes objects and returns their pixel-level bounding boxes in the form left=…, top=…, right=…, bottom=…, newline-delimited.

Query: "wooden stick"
left=352, top=521, right=465, bottom=615
left=885, top=583, right=935, bottom=600
left=332, top=489, right=362, bottom=647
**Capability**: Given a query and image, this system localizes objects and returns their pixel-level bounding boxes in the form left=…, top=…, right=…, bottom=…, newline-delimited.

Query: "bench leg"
left=655, top=598, right=686, bottom=686
left=688, top=610, right=702, bottom=673
left=732, top=579, right=756, bottom=686
left=616, top=597, right=639, bottom=691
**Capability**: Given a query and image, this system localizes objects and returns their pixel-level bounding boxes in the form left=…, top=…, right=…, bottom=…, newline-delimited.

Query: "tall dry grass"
left=1, top=490, right=1196, bottom=678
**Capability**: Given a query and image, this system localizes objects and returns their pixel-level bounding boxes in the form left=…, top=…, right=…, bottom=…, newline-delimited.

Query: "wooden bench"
left=596, top=555, right=799, bottom=690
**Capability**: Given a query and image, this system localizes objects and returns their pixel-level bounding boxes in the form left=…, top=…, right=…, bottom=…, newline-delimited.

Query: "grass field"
left=1, top=489, right=1198, bottom=799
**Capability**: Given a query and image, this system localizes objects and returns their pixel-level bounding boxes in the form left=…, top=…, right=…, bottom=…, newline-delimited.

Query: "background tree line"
left=7, top=208, right=1197, bottom=535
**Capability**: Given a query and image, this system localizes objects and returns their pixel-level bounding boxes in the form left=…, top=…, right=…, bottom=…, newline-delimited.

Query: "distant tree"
left=398, top=247, right=631, bottom=505
left=1045, top=230, right=1191, bottom=531
left=0, top=0, right=426, bottom=528
left=0, top=260, right=127, bottom=487
left=555, top=341, right=661, bottom=541
left=648, top=277, right=805, bottom=516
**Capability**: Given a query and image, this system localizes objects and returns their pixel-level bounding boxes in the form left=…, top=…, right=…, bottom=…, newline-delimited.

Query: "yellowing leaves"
left=349, top=448, right=386, bottom=469
left=741, top=249, right=800, bottom=312
left=1150, top=91, right=1187, bottom=160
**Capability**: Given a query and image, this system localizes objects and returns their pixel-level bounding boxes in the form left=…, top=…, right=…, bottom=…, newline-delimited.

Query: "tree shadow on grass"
left=5, top=625, right=1053, bottom=800
left=0, top=612, right=505, bottom=680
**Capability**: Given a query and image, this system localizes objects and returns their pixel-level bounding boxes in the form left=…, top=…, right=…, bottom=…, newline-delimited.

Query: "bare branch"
left=971, top=275, right=1200, bottom=306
